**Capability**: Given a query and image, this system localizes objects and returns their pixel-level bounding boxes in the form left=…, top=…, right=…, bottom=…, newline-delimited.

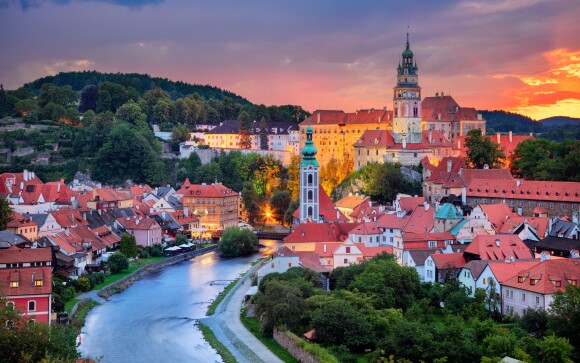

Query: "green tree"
left=79, top=84, right=99, bottom=112
left=108, top=252, right=129, bottom=273
left=259, top=117, right=268, bottom=150
left=0, top=198, right=13, bottom=229
left=0, top=84, right=11, bottom=117
left=218, top=227, right=258, bottom=257
left=42, top=102, right=66, bottom=122
left=36, top=83, right=77, bottom=108
left=255, top=279, right=305, bottom=334
left=270, top=191, right=291, bottom=224
left=511, top=138, right=580, bottom=181
left=170, top=125, right=190, bottom=152
left=287, top=155, right=300, bottom=200
left=152, top=99, right=172, bottom=124
left=364, top=162, right=419, bottom=204
left=464, top=128, right=505, bottom=168
left=241, top=181, right=260, bottom=225
left=115, top=100, right=147, bottom=126
left=548, top=285, right=580, bottom=357
left=14, top=99, right=38, bottom=117
left=540, top=335, right=573, bottom=363
left=120, top=234, right=139, bottom=258
left=238, top=110, right=253, bottom=149
left=519, top=307, right=548, bottom=338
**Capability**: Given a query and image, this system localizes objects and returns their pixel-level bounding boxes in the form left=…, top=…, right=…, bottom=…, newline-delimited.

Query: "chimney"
left=530, top=132, right=533, bottom=137
left=462, top=186, right=467, bottom=204
left=516, top=179, right=521, bottom=187
left=457, top=139, right=461, bottom=149
left=383, top=106, right=387, bottom=111
left=64, top=228, right=69, bottom=236
left=540, top=251, right=551, bottom=261
left=477, top=114, right=482, bottom=120
left=57, top=183, right=61, bottom=193
left=447, top=159, right=452, bottom=173
left=570, top=250, right=579, bottom=258
left=378, top=116, right=382, bottom=123
left=162, top=211, right=166, bottom=219
left=31, top=171, right=35, bottom=179
left=496, top=132, right=501, bottom=144
left=135, top=218, right=139, bottom=225
left=424, top=202, right=430, bottom=211
left=323, top=244, right=327, bottom=253
left=402, top=137, right=407, bottom=149
left=509, top=131, right=513, bottom=143
left=429, top=130, right=433, bottom=143
left=20, top=182, right=24, bottom=191
left=437, top=113, right=441, bottom=121
left=184, top=207, right=189, bottom=217
left=23, top=170, right=29, bottom=181
left=336, top=210, right=339, bottom=220
left=495, top=238, right=500, bottom=247
left=317, top=113, right=321, bottom=123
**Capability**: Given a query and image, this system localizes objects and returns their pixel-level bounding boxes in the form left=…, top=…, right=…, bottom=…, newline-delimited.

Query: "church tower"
left=392, top=31, right=422, bottom=144
left=299, top=124, right=320, bottom=223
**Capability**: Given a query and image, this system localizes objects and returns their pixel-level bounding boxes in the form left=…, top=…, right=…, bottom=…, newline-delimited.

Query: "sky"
left=0, top=0, right=579, bottom=120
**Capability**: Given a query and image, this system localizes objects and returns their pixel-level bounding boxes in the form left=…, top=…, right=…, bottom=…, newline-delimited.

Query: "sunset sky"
left=0, top=0, right=579, bottom=120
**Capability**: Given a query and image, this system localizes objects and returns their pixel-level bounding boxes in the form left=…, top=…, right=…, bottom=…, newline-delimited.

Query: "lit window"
left=10, top=282, right=18, bottom=288
left=483, top=278, right=487, bottom=285
left=34, top=280, right=43, bottom=287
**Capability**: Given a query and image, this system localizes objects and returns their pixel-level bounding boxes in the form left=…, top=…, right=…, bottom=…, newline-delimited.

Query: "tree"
left=0, top=198, right=12, bottom=229
left=548, top=285, right=580, bottom=357
left=14, top=99, right=38, bottom=117
left=171, top=125, right=190, bottom=152
left=364, top=162, right=418, bottom=204
left=287, top=155, right=300, bottom=200
left=36, top=84, right=77, bottom=108
left=284, top=199, right=299, bottom=225
left=79, top=85, right=99, bottom=112
left=218, top=227, right=258, bottom=257
left=238, top=110, right=253, bottom=149
left=485, top=276, right=501, bottom=317
left=152, top=99, right=172, bottom=124
left=259, top=117, right=268, bottom=150
left=241, top=180, right=260, bottom=225
left=255, top=280, right=305, bottom=334
left=519, top=307, right=548, bottom=338
left=115, top=100, right=147, bottom=126
left=511, top=138, right=580, bottom=181
left=540, top=335, right=573, bottom=363
left=120, top=234, right=138, bottom=258
left=270, top=191, right=291, bottom=224
left=464, top=129, right=505, bottom=168
left=0, top=84, right=10, bottom=117
left=108, top=252, right=129, bottom=273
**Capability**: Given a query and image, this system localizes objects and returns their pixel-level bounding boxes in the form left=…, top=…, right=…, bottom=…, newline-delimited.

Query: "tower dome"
left=300, top=124, right=319, bottom=167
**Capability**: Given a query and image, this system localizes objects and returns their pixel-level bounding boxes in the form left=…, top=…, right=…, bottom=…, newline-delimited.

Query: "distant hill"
left=478, top=110, right=543, bottom=134
left=19, top=71, right=251, bottom=104
left=539, top=116, right=580, bottom=127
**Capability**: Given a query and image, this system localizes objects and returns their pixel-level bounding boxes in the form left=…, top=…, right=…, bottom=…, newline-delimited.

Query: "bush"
left=218, top=227, right=258, bottom=257
left=145, top=244, right=164, bottom=257
left=108, top=252, right=129, bottom=274
left=62, top=287, right=75, bottom=302
left=139, top=249, right=150, bottom=259
left=75, top=277, right=91, bottom=292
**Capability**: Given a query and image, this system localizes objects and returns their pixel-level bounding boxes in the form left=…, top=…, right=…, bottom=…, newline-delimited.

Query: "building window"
left=428, top=241, right=436, bottom=248
left=288, top=263, right=292, bottom=267
left=535, top=296, right=540, bottom=305
left=343, top=258, right=348, bottom=264
left=34, top=279, right=43, bottom=287
left=28, top=301, right=36, bottom=312
left=10, top=282, right=18, bottom=288
left=561, top=204, right=566, bottom=210
left=483, top=278, right=487, bottom=285
left=549, top=203, right=554, bottom=209
left=521, top=293, right=526, bottom=302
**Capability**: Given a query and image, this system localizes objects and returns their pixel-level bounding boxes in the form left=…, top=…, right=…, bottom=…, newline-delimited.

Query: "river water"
left=79, top=242, right=277, bottom=363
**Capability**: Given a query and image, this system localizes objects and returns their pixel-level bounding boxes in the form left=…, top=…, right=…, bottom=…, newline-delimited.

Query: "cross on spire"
left=406, top=26, right=409, bottom=47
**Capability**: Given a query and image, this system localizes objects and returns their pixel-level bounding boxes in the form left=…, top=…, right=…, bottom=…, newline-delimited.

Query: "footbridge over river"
left=210, top=229, right=290, bottom=241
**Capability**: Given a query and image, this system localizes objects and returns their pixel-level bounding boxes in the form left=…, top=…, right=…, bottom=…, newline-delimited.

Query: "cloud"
left=1, top=0, right=162, bottom=11
left=15, top=59, right=95, bottom=84
left=454, top=0, right=545, bottom=15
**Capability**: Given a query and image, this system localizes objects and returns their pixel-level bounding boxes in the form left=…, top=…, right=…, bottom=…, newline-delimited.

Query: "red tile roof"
left=0, top=267, right=52, bottom=296
left=402, top=205, right=434, bottom=235
left=349, top=221, right=382, bottom=235
left=458, top=134, right=534, bottom=158
left=467, top=179, right=580, bottom=203
left=387, top=130, right=453, bottom=150
left=376, top=213, right=408, bottom=230
left=0, top=246, right=52, bottom=264
left=353, top=130, right=394, bottom=148
left=91, top=225, right=120, bottom=247
left=460, top=168, right=514, bottom=186
left=129, top=184, right=153, bottom=199
left=313, top=242, right=342, bottom=257
left=93, top=188, right=132, bottom=203
left=465, top=235, right=533, bottom=260
left=303, top=109, right=392, bottom=126
left=421, top=96, right=461, bottom=122
left=502, top=259, right=580, bottom=295
left=478, top=203, right=516, bottom=231
left=0, top=171, right=43, bottom=195
left=292, top=186, right=349, bottom=223
left=350, top=201, right=383, bottom=220
left=169, top=211, right=199, bottom=226
left=177, top=182, right=238, bottom=198
left=50, top=208, right=88, bottom=228
left=357, top=244, right=393, bottom=258
left=335, top=194, right=370, bottom=210
left=487, top=260, right=541, bottom=283
left=499, top=216, right=549, bottom=238
left=116, top=216, right=160, bottom=230
left=284, top=223, right=359, bottom=243
left=430, top=252, right=466, bottom=269
left=425, top=157, right=466, bottom=182
left=398, top=197, right=425, bottom=212
left=6, top=211, right=37, bottom=229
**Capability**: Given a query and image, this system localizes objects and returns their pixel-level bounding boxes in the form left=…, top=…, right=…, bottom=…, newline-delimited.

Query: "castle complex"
left=299, top=34, right=486, bottom=170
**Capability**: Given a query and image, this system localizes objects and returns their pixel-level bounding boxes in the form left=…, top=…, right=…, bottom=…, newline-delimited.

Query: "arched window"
left=28, top=301, right=35, bottom=312
left=307, top=174, right=313, bottom=185
left=308, top=207, right=313, bottom=217
left=6, top=302, right=14, bottom=310
left=308, top=190, right=313, bottom=201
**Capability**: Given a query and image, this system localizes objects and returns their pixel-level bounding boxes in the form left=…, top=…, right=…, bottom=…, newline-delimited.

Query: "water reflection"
left=79, top=248, right=277, bottom=363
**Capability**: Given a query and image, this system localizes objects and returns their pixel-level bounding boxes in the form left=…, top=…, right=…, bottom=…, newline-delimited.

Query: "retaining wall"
left=273, top=327, right=319, bottom=363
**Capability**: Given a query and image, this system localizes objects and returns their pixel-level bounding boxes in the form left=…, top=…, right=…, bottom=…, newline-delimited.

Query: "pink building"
left=115, top=216, right=162, bottom=247
left=501, top=258, right=579, bottom=315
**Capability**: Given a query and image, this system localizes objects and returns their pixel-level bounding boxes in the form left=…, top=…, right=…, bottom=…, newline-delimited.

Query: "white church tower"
left=299, top=123, right=320, bottom=223
left=392, top=31, right=423, bottom=145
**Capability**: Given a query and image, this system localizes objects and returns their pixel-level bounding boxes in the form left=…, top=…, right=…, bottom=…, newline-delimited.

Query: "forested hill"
left=478, top=110, right=542, bottom=134
left=539, top=116, right=580, bottom=127
left=20, top=71, right=250, bottom=104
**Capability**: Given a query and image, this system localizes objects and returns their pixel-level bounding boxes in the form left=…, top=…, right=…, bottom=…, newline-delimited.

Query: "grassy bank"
left=64, top=298, right=79, bottom=314
left=70, top=300, right=100, bottom=329
left=198, top=322, right=237, bottom=363
left=92, top=256, right=166, bottom=291
left=240, top=315, right=299, bottom=363
left=206, top=277, right=240, bottom=316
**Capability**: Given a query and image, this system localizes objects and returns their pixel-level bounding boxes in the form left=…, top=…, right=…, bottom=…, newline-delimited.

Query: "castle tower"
left=392, top=31, right=422, bottom=144
left=300, top=124, right=320, bottom=223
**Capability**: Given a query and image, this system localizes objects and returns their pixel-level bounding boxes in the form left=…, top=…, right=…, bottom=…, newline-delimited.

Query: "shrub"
left=75, top=277, right=91, bottom=292
left=62, top=287, right=75, bottom=301
left=108, top=252, right=129, bottom=274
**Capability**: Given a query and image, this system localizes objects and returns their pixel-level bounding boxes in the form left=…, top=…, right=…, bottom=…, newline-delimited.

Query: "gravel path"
left=199, top=263, right=283, bottom=363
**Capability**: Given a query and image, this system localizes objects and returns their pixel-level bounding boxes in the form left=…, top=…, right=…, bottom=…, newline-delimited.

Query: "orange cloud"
left=503, top=48, right=580, bottom=119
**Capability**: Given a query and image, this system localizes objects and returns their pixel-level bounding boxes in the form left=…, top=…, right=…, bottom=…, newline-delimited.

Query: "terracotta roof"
left=499, top=216, right=549, bottom=238
left=0, top=267, right=52, bottom=296
left=467, top=179, right=580, bottom=203
left=376, top=213, right=409, bottom=230
left=461, top=168, right=514, bottom=186
left=421, top=96, right=461, bottom=122
left=303, top=109, right=392, bottom=126
left=116, top=216, right=160, bottom=230
left=0, top=171, right=43, bottom=195
left=335, top=194, right=370, bottom=210
left=430, top=252, right=466, bottom=269
left=129, top=184, right=153, bottom=199
left=502, top=259, right=580, bottom=295
left=177, top=182, right=238, bottom=198
left=313, top=242, right=342, bottom=258
left=402, top=205, right=434, bottom=235
left=487, top=260, right=541, bottom=283
left=461, top=260, right=490, bottom=280
left=386, top=130, right=453, bottom=150
left=458, top=134, right=534, bottom=158
left=425, top=157, right=466, bottom=182
left=91, top=225, right=120, bottom=247
left=168, top=210, right=199, bottom=226
left=479, top=203, right=516, bottom=231
left=350, top=201, right=383, bottom=220
left=349, top=221, right=382, bottom=235
left=50, top=208, right=88, bottom=228
left=398, top=197, right=425, bottom=212
left=284, top=223, right=359, bottom=243
left=353, top=130, right=395, bottom=148
left=465, top=235, right=533, bottom=260
left=6, top=211, right=37, bottom=229
left=0, top=246, right=52, bottom=264
left=92, top=188, right=131, bottom=203
left=17, top=182, right=73, bottom=205
left=357, top=244, right=393, bottom=258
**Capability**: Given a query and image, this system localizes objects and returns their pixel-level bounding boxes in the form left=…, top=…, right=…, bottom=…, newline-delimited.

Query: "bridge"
left=209, top=229, right=290, bottom=241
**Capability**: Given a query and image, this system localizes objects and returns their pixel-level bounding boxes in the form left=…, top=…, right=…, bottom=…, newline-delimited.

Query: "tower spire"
left=406, top=26, right=409, bottom=48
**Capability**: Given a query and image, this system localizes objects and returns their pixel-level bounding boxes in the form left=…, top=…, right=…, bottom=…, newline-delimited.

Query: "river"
left=79, top=241, right=278, bottom=363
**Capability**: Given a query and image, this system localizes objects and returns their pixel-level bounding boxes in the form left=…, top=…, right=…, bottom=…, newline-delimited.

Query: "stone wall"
left=273, top=327, right=319, bottom=363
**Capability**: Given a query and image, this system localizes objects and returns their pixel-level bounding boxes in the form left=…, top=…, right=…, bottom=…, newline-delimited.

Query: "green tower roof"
left=300, top=124, right=319, bottom=167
